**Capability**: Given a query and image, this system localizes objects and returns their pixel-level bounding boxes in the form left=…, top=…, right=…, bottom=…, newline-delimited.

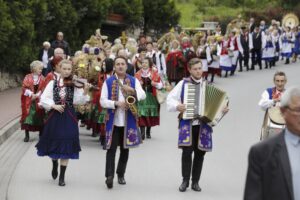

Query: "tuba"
left=282, top=13, right=299, bottom=29
left=116, top=79, right=139, bottom=118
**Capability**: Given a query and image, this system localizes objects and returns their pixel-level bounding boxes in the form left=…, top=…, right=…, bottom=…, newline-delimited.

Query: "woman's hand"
left=52, top=105, right=65, bottom=113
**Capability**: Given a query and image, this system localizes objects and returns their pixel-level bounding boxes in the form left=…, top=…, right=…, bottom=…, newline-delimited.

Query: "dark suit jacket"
left=38, top=48, right=54, bottom=61
left=244, top=132, right=294, bottom=200
left=126, top=63, right=135, bottom=76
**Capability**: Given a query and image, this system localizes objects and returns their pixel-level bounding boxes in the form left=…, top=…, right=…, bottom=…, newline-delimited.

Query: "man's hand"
left=122, top=85, right=135, bottom=95
left=176, top=104, right=186, bottom=112
left=222, top=106, right=229, bottom=114
left=52, top=104, right=65, bottom=113
left=115, top=101, right=128, bottom=110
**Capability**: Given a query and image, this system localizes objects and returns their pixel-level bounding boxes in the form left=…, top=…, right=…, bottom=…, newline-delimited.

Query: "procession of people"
left=17, top=14, right=300, bottom=200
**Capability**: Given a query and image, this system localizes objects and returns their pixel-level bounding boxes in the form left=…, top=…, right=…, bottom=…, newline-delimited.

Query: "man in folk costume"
left=166, top=40, right=186, bottom=84
left=262, top=29, right=276, bottom=69
left=167, top=58, right=229, bottom=192
left=238, top=26, right=251, bottom=71
left=280, top=27, right=295, bottom=65
left=219, top=35, right=232, bottom=77
left=21, top=61, right=45, bottom=142
left=100, top=56, right=146, bottom=189
left=135, top=57, right=162, bottom=139
left=145, top=42, right=156, bottom=64
left=196, top=38, right=212, bottom=81
left=258, top=71, right=287, bottom=140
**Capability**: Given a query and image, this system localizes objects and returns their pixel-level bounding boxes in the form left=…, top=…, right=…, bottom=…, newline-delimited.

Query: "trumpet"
left=117, top=79, right=139, bottom=118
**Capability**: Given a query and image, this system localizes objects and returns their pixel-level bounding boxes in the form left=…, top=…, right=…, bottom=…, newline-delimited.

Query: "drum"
left=260, top=107, right=285, bottom=140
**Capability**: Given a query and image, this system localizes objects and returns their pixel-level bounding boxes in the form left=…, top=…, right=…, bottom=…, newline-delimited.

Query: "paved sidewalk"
left=0, top=87, right=21, bottom=128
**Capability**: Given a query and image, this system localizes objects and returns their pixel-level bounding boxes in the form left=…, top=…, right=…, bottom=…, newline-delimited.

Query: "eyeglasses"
left=286, top=106, right=300, bottom=115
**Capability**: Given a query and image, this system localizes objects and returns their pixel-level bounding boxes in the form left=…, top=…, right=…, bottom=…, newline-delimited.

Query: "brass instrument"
left=116, top=79, right=139, bottom=118
left=282, top=13, right=299, bottom=29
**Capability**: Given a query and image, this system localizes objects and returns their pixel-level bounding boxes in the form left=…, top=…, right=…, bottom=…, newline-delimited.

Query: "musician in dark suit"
left=166, top=58, right=229, bottom=192
left=244, top=86, right=300, bottom=200
left=38, top=41, right=54, bottom=76
left=238, top=26, right=251, bottom=71
left=250, top=25, right=262, bottom=70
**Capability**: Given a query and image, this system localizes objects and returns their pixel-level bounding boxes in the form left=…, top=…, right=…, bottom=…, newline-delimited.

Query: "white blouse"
left=40, top=79, right=90, bottom=111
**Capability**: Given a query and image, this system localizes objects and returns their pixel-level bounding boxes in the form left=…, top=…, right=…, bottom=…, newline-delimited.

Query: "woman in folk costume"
left=166, top=40, right=186, bottom=84
left=271, top=29, right=281, bottom=66
left=292, top=26, right=300, bottom=62
left=196, top=38, right=212, bottom=81
left=219, top=35, right=232, bottom=77
left=262, top=29, right=275, bottom=69
left=21, top=61, right=45, bottom=142
left=280, top=26, right=295, bottom=64
left=135, top=57, right=163, bottom=139
left=181, top=36, right=196, bottom=77
left=91, top=58, right=114, bottom=146
left=207, top=36, right=221, bottom=83
left=228, top=29, right=241, bottom=76
left=36, top=60, right=91, bottom=186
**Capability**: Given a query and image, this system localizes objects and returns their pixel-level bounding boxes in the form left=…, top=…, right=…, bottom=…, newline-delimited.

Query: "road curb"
left=0, top=117, right=20, bottom=146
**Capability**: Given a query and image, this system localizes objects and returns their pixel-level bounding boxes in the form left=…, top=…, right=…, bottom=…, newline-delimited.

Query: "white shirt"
left=100, top=76, right=146, bottom=127
left=167, top=77, right=203, bottom=125
left=42, top=50, right=49, bottom=69
left=39, top=79, right=90, bottom=111
left=258, top=89, right=283, bottom=111
left=154, top=51, right=167, bottom=75
left=24, top=75, right=41, bottom=97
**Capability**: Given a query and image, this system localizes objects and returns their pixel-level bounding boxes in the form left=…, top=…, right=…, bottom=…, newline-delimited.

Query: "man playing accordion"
left=166, top=58, right=229, bottom=192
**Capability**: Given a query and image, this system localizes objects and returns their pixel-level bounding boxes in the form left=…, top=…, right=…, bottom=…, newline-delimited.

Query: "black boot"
left=265, top=61, right=268, bottom=69
left=179, top=180, right=189, bottom=192
left=52, top=160, right=58, bottom=180
left=24, top=131, right=29, bottom=142
left=118, top=176, right=126, bottom=185
left=191, top=182, right=202, bottom=192
left=210, top=75, right=214, bottom=83
left=146, top=127, right=151, bottom=139
left=106, top=176, right=114, bottom=189
left=99, top=136, right=105, bottom=146
left=58, top=165, right=67, bottom=186
left=224, top=71, right=228, bottom=78
left=285, top=58, right=290, bottom=64
left=140, top=126, right=145, bottom=140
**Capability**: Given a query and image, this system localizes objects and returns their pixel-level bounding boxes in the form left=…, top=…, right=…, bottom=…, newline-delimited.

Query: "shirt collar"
left=190, top=76, right=203, bottom=84
left=285, top=128, right=300, bottom=147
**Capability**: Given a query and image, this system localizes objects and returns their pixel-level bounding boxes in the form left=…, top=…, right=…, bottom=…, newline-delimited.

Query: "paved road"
left=0, top=88, right=21, bottom=128
left=4, top=62, right=300, bottom=200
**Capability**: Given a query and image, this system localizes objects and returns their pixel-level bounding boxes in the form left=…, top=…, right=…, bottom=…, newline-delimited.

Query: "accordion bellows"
left=182, top=81, right=229, bottom=126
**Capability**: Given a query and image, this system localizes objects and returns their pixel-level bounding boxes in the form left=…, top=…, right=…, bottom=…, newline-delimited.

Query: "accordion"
left=182, top=81, right=229, bottom=126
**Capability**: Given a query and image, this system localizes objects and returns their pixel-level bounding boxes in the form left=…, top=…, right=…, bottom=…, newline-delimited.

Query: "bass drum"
left=260, top=107, right=285, bottom=140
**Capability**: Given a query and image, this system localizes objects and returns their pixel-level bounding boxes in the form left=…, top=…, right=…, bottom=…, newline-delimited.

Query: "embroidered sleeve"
left=40, top=80, right=55, bottom=111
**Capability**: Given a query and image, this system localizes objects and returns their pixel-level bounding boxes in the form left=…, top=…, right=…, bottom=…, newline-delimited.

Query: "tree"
left=143, top=0, right=180, bottom=34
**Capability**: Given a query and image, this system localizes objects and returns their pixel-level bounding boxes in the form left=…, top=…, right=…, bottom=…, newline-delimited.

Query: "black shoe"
left=179, top=180, right=189, bottom=192
left=238, top=70, right=242, bottom=72
left=191, top=182, right=202, bottom=192
left=24, top=132, right=29, bottom=142
left=24, top=136, right=29, bottom=142
left=58, top=179, right=65, bottom=186
left=52, top=160, right=58, bottom=180
left=58, top=165, right=66, bottom=186
left=140, top=127, right=145, bottom=140
left=118, top=177, right=126, bottom=185
left=92, top=132, right=98, bottom=137
left=106, top=176, right=113, bottom=189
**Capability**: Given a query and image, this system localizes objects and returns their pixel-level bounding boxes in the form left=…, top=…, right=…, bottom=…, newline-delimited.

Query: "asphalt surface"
left=3, top=61, right=300, bottom=200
